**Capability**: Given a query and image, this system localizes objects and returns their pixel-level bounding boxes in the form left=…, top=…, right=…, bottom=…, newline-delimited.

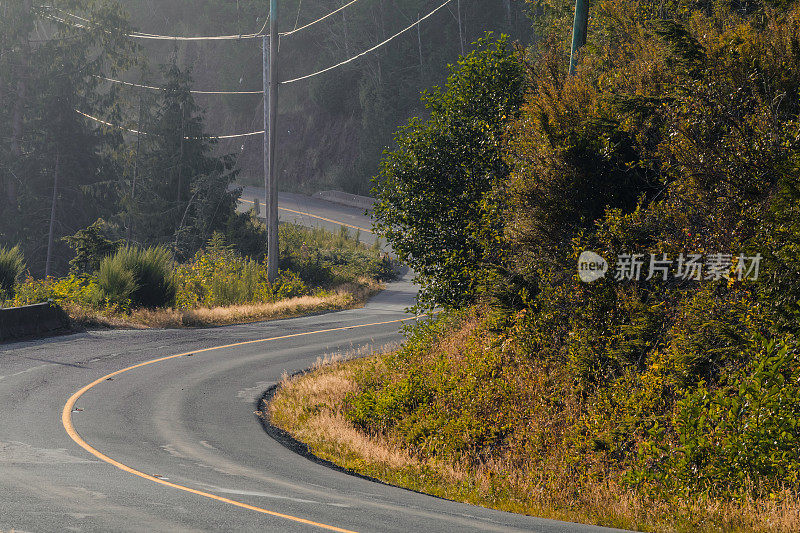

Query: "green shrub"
left=14, top=274, right=98, bottom=308
left=0, top=245, right=26, bottom=300
left=635, top=335, right=800, bottom=498
left=273, top=270, right=308, bottom=300
left=175, top=236, right=310, bottom=309
left=279, top=224, right=394, bottom=285
left=176, top=246, right=268, bottom=308
left=97, top=246, right=176, bottom=309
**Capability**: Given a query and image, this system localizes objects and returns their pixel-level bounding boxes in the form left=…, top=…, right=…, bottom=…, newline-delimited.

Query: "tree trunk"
left=342, top=10, right=349, bottom=56
left=177, top=105, right=185, bottom=204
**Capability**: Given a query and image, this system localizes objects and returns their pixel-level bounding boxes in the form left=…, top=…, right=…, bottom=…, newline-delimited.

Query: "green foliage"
left=97, top=245, right=176, bottom=309
left=279, top=224, right=395, bottom=286
left=0, top=245, right=26, bottom=300
left=346, top=311, right=521, bottom=460
left=175, top=235, right=309, bottom=309
left=63, top=219, right=122, bottom=274
left=13, top=274, right=98, bottom=308
left=96, top=257, right=138, bottom=310
left=10, top=223, right=385, bottom=314
left=373, top=35, right=527, bottom=309
left=502, top=3, right=800, bottom=500
left=635, top=335, right=800, bottom=498
left=348, top=0, right=800, bottom=521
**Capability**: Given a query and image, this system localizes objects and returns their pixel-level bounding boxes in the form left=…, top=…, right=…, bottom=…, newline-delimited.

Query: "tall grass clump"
left=96, top=258, right=137, bottom=309
left=97, top=246, right=176, bottom=309
left=279, top=224, right=394, bottom=285
left=0, top=245, right=26, bottom=300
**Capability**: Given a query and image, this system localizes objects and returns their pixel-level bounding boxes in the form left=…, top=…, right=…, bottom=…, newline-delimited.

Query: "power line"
left=47, top=0, right=364, bottom=43
left=96, top=75, right=263, bottom=95
left=282, top=0, right=361, bottom=37
left=76, top=109, right=265, bottom=139
left=76, top=109, right=145, bottom=135
left=45, top=7, right=268, bottom=41
left=281, top=0, right=452, bottom=84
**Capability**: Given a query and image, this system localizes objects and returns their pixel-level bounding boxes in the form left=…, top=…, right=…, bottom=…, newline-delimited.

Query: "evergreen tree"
left=0, top=0, right=137, bottom=275
left=128, top=59, right=239, bottom=260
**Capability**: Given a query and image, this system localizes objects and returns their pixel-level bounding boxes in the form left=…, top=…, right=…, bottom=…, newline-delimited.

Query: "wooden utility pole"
left=263, top=0, right=279, bottom=281
left=569, top=0, right=589, bottom=75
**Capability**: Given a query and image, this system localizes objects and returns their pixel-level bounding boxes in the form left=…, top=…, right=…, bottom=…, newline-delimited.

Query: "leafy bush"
left=13, top=274, right=98, bottom=308
left=96, top=258, right=137, bottom=310
left=97, top=246, right=176, bottom=309
left=636, top=335, right=800, bottom=498
left=373, top=35, right=527, bottom=309
left=342, top=1, right=800, bottom=527
left=175, top=234, right=310, bottom=309
left=272, top=270, right=308, bottom=300
left=0, top=245, right=26, bottom=300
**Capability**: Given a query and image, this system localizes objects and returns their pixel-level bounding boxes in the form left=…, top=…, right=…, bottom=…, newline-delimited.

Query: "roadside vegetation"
left=1, top=223, right=392, bottom=328
left=1, top=1, right=529, bottom=278
left=270, top=2, right=800, bottom=531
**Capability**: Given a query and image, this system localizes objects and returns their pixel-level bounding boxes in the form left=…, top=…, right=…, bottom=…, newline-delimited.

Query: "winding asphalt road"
left=0, top=195, right=627, bottom=532
left=235, top=186, right=379, bottom=246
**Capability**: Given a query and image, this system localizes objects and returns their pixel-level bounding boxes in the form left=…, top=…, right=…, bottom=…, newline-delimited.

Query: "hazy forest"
left=0, top=0, right=531, bottom=276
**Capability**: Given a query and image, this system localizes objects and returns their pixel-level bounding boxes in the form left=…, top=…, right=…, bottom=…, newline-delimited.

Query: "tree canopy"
left=373, top=36, right=527, bottom=309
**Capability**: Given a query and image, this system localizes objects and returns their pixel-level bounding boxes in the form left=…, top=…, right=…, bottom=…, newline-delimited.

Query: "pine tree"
left=130, top=59, right=239, bottom=259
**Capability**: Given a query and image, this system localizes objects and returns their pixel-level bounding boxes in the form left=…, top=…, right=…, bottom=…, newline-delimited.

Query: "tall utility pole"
left=569, top=0, right=589, bottom=75
left=263, top=0, right=279, bottom=281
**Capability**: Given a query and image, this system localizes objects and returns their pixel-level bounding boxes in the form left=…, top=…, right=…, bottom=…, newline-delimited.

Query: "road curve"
left=236, top=187, right=379, bottom=246
left=0, top=196, right=628, bottom=533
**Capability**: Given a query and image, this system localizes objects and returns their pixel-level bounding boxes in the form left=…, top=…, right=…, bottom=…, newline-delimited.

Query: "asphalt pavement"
left=0, top=194, right=629, bottom=532
left=236, top=186, right=380, bottom=247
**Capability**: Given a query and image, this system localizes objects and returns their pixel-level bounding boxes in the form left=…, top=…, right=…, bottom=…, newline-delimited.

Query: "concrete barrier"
left=0, top=302, right=71, bottom=343
left=313, top=191, right=375, bottom=211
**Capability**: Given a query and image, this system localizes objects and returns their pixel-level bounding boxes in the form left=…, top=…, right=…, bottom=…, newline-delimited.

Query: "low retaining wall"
left=0, top=302, right=71, bottom=343
left=313, top=191, right=375, bottom=211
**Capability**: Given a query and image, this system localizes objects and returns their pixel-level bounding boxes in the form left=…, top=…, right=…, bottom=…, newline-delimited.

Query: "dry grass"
left=267, top=352, right=467, bottom=496
left=267, top=353, right=800, bottom=533
left=66, top=279, right=382, bottom=330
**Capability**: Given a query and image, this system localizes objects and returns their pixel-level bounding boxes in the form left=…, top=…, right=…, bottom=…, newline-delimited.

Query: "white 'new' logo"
left=577, top=251, right=608, bottom=283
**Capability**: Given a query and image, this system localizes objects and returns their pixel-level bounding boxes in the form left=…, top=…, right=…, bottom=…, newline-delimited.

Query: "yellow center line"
left=238, top=198, right=373, bottom=234
left=62, top=317, right=418, bottom=533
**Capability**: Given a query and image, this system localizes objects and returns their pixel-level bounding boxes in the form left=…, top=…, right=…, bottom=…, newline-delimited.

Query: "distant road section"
left=312, top=191, right=375, bottom=211
left=235, top=185, right=379, bottom=246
